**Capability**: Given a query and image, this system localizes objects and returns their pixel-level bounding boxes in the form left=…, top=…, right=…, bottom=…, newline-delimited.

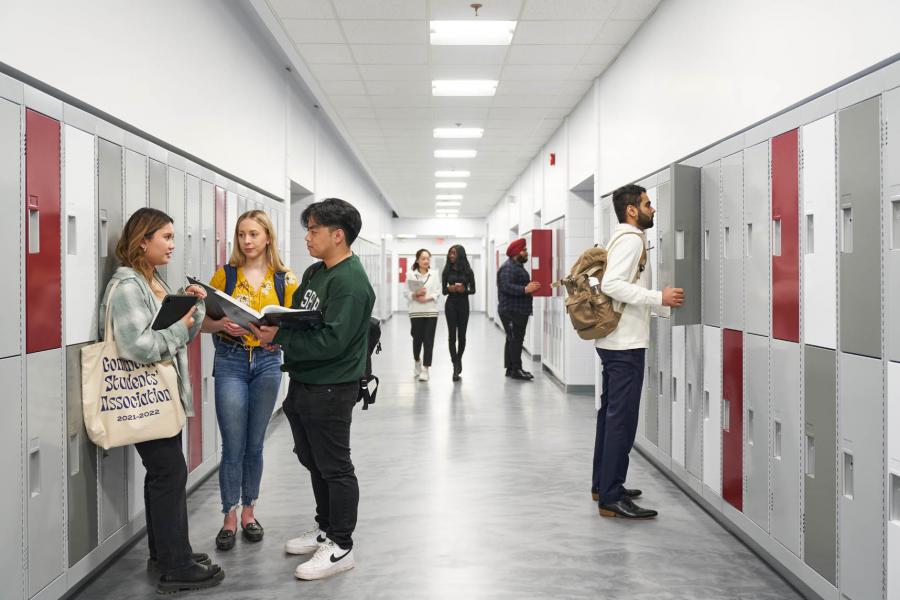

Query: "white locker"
left=889, top=362, right=900, bottom=600
left=167, top=167, right=186, bottom=290
left=238, top=194, right=248, bottom=216
left=886, top=87, right=900, bottom=363
left=646, top=186, right=659, bottom=292
left=0, top=98, right=21, bottom=359
left=771, top=339, right=802, bottom=557
left=702, top=325, right=723, bottom=494
left=721, top=152, right=744, bottom=330
left=202, top=335, right=217, bottom=463
left=743, top=141, right=770, bottom=337
left=63, top=125, right=97, bottom=346
left=124, top=149, right=147, bottom=221
left=186, top=175, right=201, bottom=279
left=0, top=356, right=23, bottom=599
left=225, top=190, right=238, bottom=259
left=672, top=325, right=686, bottom=467
left=801, top=114, right=837, bottom=351
left=200, top=182, right=215, bottom=280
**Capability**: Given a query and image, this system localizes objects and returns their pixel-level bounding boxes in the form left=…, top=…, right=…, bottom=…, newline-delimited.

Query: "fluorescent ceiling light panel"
left=435, top=181, right=467, bottom=189
left=435, top=170, right=470, bottom=178
left=434, top=128, right=483, bottom=139
left=430, top=21, right=516, bottom=46
left=435, top=201, right=461, bottom=207
left=434, top=149, right=477, bottom=158
left=432, top=80, right=498, bottom=97
left=436, top=194, right=463, bottom=200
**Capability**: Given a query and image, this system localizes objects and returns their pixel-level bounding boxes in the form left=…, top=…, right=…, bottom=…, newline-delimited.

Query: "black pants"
left=592, top=348, right=646, bottom=504
left=410, top=316, right=437, bottom=367
left=283, top=380, right=359, bottom=549
left=135, top=431, right=193, bottom=573
left=499, top=311, right=529, bottom=371
left=445, top=297, right=470, bottom=364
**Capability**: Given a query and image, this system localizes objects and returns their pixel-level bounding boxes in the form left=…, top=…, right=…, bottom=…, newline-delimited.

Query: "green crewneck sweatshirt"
left=275, top=254, right=375, bottom=384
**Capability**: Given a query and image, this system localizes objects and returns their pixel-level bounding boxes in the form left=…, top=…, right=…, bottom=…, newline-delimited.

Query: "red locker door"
left=215, top=186, right=226, bottom=269
left=722, top=328, right=743, bottom=510
left=187, top=337, right=202, bottom=471
left=530, top=229, right=552, bottom=297
left=25, top=109, right=62, bottom=354
left=772, top=129, right=800, bottom=342
left=398, top=257, right=407, bottom=283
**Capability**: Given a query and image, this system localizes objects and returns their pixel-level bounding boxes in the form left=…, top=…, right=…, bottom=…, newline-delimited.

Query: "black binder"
left=151, top=295, right=197, bottom=330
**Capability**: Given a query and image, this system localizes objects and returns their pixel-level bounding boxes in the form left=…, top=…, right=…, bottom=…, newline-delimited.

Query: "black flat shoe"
left=592, top=488, right=641, bottom=502
left=147, top=553, right=211, bottom=573
left=242, top=519, right=264, bottom=543
left=598, top=498, right=658, bottom=519
left=157, top=562, right=224, bottom=594
left=215, top=527, right=236, bottom=551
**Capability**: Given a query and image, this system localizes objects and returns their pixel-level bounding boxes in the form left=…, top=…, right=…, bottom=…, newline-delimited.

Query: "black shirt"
left=442, top=266, right=475, bottom=301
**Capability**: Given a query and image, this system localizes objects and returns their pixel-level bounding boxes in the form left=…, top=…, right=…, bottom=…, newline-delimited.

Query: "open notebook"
left=187, top=277, right=323, bottom=330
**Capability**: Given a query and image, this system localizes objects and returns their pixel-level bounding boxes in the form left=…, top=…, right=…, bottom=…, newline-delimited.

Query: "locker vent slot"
left=723, top=227, right=730, bottom=259
left=892, top=197, right=900, bottom=250
left=891, top=473, right=900, bottom=522
left=805, top=214, right=815, bottom=255
left=704, top=230, right=710, bottom=260
left=772, top=218, right=782, bottom=257
left=29, top=438, right=41, bottom=497
left=704, top=390, right=710, bottom=419
left=805, top=434, right=815, bottom=477
left=687, top=383, right=693, bottom=412
left=748, top=409, right=754, bottom=444
left=722, top=399, right=730, bottom=431
left=774, top=420, right=782, bottom=459
left=745, top=223, right=752, bottom=257
left=841, top=206, right=853, bottom=253
left=67, top=216, right=77, bottom=255
left=843, top=452, right=854, bottom=499
left=69, top=432, right=80, bottom=476
left=675, top=230, right=685, bottom=260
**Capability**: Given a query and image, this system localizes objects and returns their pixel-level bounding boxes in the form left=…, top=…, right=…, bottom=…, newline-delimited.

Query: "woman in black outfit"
left=442, top=245, right=476, bottom=382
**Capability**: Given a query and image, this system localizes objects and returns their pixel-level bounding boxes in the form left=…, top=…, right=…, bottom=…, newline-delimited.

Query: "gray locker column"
left=803, top=345, right=837, bottom=585
left=721, top=152, right=744, bottom=330
left=685, top=325, right=703, bottom=479
left=123, top=149, right=146, bottom=222
left=744, top=333, right=770, bottom=531
left=66, top=343, right=98, bottom=566
left=744, top=141, right=771, bottom=337
left=839, top=97, right=882, bottom=359
left=657, top=318, right=672, bottom=456
left=671, top=165, right=701, bottom=325
left=166, top=168, right=186, bottom=290
left=771, top=339, right=801, bottom=556
left=148, top=159, right=167, bottom=212
left=839, top=352, right=884, bottom=600
left=885, top=87, right=900, bottom=362
left=200, top=182, right=217, bottom=464
left=657, top=180, right=673, bottom=292
left=646, top=317, right=659, bottom=445
left=702, top=162, right=721, bottom=327
left=184, top=176, right=201, bottom=461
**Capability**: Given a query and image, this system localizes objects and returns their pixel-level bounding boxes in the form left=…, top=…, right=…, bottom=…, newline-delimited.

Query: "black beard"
left=637, top=211, right=654, bottom=230
left=515, top=255, right=528, bottom=264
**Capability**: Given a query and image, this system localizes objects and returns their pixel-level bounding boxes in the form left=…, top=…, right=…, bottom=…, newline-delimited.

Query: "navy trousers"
left=591, top=348, right=646, bottom=504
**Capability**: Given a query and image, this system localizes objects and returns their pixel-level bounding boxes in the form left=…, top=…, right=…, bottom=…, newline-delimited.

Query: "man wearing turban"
left=496, top=238, right=541, bottom=380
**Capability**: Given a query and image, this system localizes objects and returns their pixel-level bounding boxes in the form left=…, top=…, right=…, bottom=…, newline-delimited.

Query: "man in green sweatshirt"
left=251, top=198, right=374, bottom=581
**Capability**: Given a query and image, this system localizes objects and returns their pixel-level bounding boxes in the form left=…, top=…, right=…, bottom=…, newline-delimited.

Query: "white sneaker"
left=284, top=527, right=327, bottom=555
left=418, top=366, right=429, bottom=382
left=414, top=360, right=422, bottom=378
left=294, top=538, right=355, bottom=580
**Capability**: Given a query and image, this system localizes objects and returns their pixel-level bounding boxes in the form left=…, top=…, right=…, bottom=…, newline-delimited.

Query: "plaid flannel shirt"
left=99, top=267, right=205, bottom=417
left=497, top=258, right=533, bottom=316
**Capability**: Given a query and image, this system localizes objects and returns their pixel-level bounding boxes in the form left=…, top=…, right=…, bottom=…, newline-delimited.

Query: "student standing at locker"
left=592, top=185, right=683, bottom=520
left=99, top=207, right=224, bottom=593
left=250, top=198, right=374, bottom=581
left=200, top=210, right=300, bottom=551
left=497, top=238, right=541, bottom=380
left=406, top=248, right=441, bottom=382
left=442, top=244, right=476, bottom=382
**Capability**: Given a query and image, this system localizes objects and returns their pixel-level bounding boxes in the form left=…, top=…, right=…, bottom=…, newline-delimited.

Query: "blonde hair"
left=227, top=210, right=287, bottom=272
left=116, top=207, right=173, bottom=280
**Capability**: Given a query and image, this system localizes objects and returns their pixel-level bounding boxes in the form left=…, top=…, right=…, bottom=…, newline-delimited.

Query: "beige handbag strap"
left=103, top=279, right=122, bottom=343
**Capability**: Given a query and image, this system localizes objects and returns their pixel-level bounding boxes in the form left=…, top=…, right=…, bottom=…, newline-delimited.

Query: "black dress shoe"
left=157, top=562, right=224, bottom=594
left=242, top=519, right=264, bottom=543
left=591, top=488, right=641, bottom=502
left=598, top=498, right=658, bottom=519
left=505, top=369, right=512, bottom=377
left=510, top=369, right=532, bottom=381
left=147, top=553, right=211, bottom=572
left=215, top=527, right=236, bottom=551
left=521, top=369, right=533, bottom=378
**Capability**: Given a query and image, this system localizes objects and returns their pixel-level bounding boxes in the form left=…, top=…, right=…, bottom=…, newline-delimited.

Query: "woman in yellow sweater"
left=201, top=210, right=299, bottom=551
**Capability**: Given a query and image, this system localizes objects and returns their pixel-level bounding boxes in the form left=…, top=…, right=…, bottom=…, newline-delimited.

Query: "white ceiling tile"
left=429, top=63, right=503, bottom=80
left=430, top=96, right=495, bottom=108
left=319, top=80, right=367, bottom=94
left=429, top=0, right=523, bottom=20
left=300, top=45, right=355, bottom=65
left=337, top=106, right=377, bottom=119
left=283, top=19, right=345, bottom=43
left=555, top=80, right=595, bottom=96
left=611, top=0, right=661, bottom=21
left=341, top=20, right=426, bottom=44
left=429, top=45, right=509, bottom=66
left=329, top=95, right=372, bottom=107
left=582, top=44, right=622, bottom=63
left=369, top=95, right=432, bottom=107
left=507, top=45, right=587, bottom=65
left=501, top=64, right=576, bottom=80
left=513, top=21, right=604, bottom=44
left=520, top=0, right=617, bottom=20
left=365, top=80, right=431, bottom=95
left=570, top=63, right=609, bottom=80
left=358, top=65, right=430, bottom=80
left=332, top=0, right=427, bottom=19
left=375, top=107, right=433, bottom=120
left=351, top=44, right=427, bottom=65
left=595, top=20, right=643, bottom=44
left=495, top=80, right=562, bottom=95
left=431, top=106, right=490, bottom=121
left=268, top=0, right=334, bottom=19
left=341, top=118, right=380, bottom=129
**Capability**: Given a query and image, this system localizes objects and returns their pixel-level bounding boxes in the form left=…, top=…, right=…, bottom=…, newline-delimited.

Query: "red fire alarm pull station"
left=549, top=152, right=556, bottom=166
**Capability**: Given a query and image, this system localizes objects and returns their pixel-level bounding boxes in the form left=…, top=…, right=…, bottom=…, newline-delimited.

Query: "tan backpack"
left=552, top=232, right=647, bottom=340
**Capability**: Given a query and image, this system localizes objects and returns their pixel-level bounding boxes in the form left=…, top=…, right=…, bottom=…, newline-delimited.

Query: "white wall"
left=392, top=218, right=485, bottom=238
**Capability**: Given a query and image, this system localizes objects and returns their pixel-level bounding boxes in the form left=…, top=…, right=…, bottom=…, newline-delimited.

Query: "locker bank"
left=1, top=1, right=899, bottom=599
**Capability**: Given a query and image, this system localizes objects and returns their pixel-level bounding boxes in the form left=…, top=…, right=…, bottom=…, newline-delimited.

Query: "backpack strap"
left=274, top=271, right=286, bottom=307
left=224, top=264, right=238, bottom=297
left=359, top=375, right=378, bottom=410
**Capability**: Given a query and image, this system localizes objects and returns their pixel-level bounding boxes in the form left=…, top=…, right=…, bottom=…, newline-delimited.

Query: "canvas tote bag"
left=81, top=280, right=185, bottom=450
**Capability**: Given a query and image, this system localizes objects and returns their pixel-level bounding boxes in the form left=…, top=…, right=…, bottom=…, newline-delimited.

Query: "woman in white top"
left=406, top=248, right=442, bottom=381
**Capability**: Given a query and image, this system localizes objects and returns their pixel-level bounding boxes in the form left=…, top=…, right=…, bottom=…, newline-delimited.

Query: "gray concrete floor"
left=75, top=314, right=801, bottom=599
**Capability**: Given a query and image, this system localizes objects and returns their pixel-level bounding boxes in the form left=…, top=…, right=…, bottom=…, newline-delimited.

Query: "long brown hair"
left=227, top=210, right=287, bottom=272
left=116, top=207, right=173, bottom=280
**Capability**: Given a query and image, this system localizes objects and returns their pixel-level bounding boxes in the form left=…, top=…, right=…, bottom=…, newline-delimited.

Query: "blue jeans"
left=214, top=341, right=283, bottom=514
left=592, top=348, right=646, bottom=504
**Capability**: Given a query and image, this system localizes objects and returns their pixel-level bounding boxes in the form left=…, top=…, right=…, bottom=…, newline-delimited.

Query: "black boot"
left=452, top=360, right=461, bottom=382
left=157, top=562, right=225, bottom=594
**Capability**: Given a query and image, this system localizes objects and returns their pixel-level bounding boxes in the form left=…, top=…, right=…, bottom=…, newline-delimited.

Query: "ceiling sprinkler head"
left=470, top=3, right=482, bottom=17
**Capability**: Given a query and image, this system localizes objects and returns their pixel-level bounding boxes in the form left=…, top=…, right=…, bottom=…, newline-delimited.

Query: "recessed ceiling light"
left=432, top=80, right=498, bottom=97
left=436, top=181, right=467, bottom=189
left=434, top=149, right=477, bottom=158
left=435, top=170, right=470, bottom=178
left=434, top=128, right=483, bottom=139
left=430, top=21, right=516, bottom=46
left=436, top=201, right=461, bottom=207
left=436, top=194, right=463, bottom=200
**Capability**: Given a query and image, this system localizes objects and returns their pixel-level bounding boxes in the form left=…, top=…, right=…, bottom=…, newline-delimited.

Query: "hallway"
left=76, top=314, right=800, bottom=599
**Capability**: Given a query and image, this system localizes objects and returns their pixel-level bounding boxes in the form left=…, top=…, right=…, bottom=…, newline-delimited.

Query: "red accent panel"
left=398, top=257, right=407, bottom=283
left=722, top=328, right=743, bottom=511
left=187, top=337, right=202, bottom=471
left=529, top=229, right=552, bottom=297
left=772, top=129, right=800, bottom=342
left=25, top=110, right=62, bottom=354
left=215, top=186, right=226, bottom=269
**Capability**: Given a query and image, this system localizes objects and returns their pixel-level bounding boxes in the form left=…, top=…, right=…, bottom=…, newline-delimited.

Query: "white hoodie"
left=405, top=269, right=441, bottom=318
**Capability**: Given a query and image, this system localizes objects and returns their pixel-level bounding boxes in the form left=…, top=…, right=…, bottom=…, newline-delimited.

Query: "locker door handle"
left=675, top=230, right=684, bottom=260
left=672, top=376, right=677, bottom=404
left=747, top=409, right=754, bottom=444
left=27, top=195, right=40, bottom=254
left=29, top=437, right=41, bottom=498
left=687, top=382, right=693, bottom=412
left=67, top=215, right=77, bottom=255
left=805, top=434, right=815, bottom=477
left=772, top=217, right=782, bottom=257
left=723, top=227, right=730, bottom=259
left=69, top=432, right=80, bottom=476
left=841, top=205, right=853, bottom=253
left=891, top=198, right=899, bottom=251
left=843, top=452, right=854, bottom=499
left=99, top=209, right=109, bottom=258
left=774, top=420, right=782, bottom=459
left=745, top=223, right=752, bottom=257
left=722, top=398, right=730, bottom=431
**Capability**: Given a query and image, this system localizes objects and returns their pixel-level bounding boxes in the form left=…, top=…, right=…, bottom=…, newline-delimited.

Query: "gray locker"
left=26, top=349, right=65, bottom=596
left=238, top=194, right=248, bottom=216
left=66, top=343, right=98, bottom=566
left=885, top=87, right=900, bottom=362
left=839, top=97, right=882, bottom=359
left=0, top=356, right=24, bottom=599
left=771, top=339, right=801, bottom=557
left=656, top=180, right=673, bottom=292
left=657, top=318, right=672, bottom=456
left=645, top=317, right=659, bottom=445
left=148, top=158, right=167, bottom=212
left=200, top=182, right=215, bottom=280
left=685, top=325, right=703, bottom=479
left=200, top=182, right=217, bottom=463
left=671, top=325, right=686, bottom=466
left=656, top=166, right=702, bottom=325
left=744, top=333, right=770, bottom=531
left=839, top=352, right=884, bottom=600
left=99, top=447, right=128, bottom=540
left=744, top=141, right=770, bottom=337
left=803, top=344, right=837, bottom=585
left=721, top=152, right=744, bottom=330
left=124, top=149, right=146, bottom=221
left=166, top=167, right=186, bottom=291
left=225, top=190, right=237, bottom=259
left=97, top=138, right=123, bottom=310
left=0, top=100, right=21, bottom=359
left=185, top=175, right=201, bottom=279
left=702, top=162, right=721, bottom=326
left=202, top=335, right=217, bottom=462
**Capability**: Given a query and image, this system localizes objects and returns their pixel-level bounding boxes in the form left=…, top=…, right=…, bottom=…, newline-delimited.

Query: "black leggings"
left=410, top=316, right=438, bottom=366
left=445, top=297, right=470, bottom=363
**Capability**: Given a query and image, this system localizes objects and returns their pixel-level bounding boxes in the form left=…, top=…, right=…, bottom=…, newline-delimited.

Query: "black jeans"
left=445, top=297, right=470, bottom=364
left=592, top=348, right=646, bottom=504
left=135, top=431, right=193, bottom=573
left=283, top=380, right=359, bottom=549
left=499, top=311, right=529, bottom=371
left=410, top=316, right=437, bottom=367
